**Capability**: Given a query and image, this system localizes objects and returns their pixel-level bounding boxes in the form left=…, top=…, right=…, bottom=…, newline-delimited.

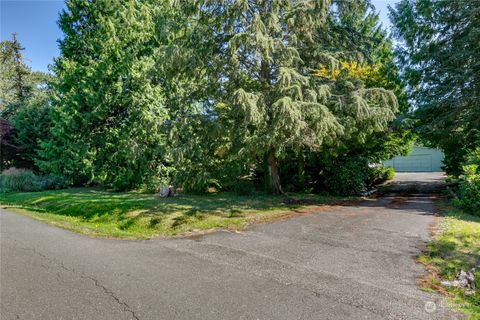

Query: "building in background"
left=383, top=146, right=445, bottom=172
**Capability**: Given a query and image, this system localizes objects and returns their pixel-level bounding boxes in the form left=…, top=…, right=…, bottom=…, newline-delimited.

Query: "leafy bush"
left=37, top=173, right=69, bottom=190
left=175, top=170, right=222, bottom=194
left=366, top=164, right=386, bottom=187
left=384, top=167, right=395, bottom=180
left=0, top=168, right=68, bottom=193
left=452, top=146, right=480, bottom=216
left=454, top=164, right=480, bottom=216
left=324, top=157, right=369, bottom=195
left=322, top=158, right=394, bottom=196
left=365, top=164, right=394, bottom=189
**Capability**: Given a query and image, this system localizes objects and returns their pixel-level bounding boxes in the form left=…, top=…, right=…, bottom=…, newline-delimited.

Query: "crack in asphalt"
left=15, top=245, right=140, bottom=320
left=82, top=274, right=140, bottom=320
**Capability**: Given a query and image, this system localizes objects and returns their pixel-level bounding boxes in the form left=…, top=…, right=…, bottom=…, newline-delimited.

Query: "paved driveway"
left=381, top=172, right=446, bottom=194
left=1, top=173, right=459, bottom=319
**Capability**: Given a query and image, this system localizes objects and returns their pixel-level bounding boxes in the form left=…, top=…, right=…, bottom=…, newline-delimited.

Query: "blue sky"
left=1, top=0, right=397, bottom=72
left=371, top=0, right=397, bottom=30
left=1, top=0, right=66, bottom=72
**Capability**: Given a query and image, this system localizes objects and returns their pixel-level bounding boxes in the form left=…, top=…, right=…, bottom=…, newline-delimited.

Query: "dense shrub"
left=37, top=173, right=69, bottom=190
left=10, top=90, right=51, bottom=170
left=366, top=164, right=385, bottom=188
left=321, top=158, right=393, bottom=196
left=365, top=164, right=394, bottom=189
left=384, top=167, right=395, bottom=180
left=324, top=157, right=369, bottom=196
left=454, top=164, right=480, bottom=216
left=0, top=168, right=68, bottom=192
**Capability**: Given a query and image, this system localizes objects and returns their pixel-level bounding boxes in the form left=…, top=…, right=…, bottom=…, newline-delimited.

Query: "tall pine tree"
left=390, top=0, right=480, bottom=174
left=0, top=33, right=35, bottom=118
left=1, top=35, right=50, bottom=170
left=319, top=0, right=413, bottom=162
left=39, top=0, right=168, bottom=189
left=173, top=0, right=398, bottom=193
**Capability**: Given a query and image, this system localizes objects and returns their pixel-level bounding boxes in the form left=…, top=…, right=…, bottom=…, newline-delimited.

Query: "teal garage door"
left=393, top=154, right=431, bottom=172
left=382, top=146, right=445, bottom=172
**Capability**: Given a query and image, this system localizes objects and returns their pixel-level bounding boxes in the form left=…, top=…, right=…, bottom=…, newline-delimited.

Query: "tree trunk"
left=298, top=153, right=305, bottom=190
left=267, top=151, right=283, bottom=194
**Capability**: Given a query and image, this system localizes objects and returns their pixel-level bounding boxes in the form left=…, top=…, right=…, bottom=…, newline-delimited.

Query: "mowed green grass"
left=0, top=188, right=344, bottom=239
left=417, top=202, right=480, bottom=318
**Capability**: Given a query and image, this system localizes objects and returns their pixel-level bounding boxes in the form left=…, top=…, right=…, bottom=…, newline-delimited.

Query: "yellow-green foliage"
left=385, top=167, right=395, bottom=180
left=313, top=61, right=388, bottom=87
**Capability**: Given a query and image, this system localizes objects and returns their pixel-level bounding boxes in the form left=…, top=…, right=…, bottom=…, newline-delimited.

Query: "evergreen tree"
left=10, top=74, right=52, bottom=169
left=274, top=0, right=414, bottom=194
left=0, top=118, right=19, bottom=171
left=29, top=0, right=402, bottom=193
left=39, top=0, right=168, bottom=190
left=320, top=0, right=414, bottom=162
left=0, top=41, right=15, bottom=115
left=9, top=34, right=31, bottom=105
left=0, top=35, right=51, bottom=170
left=0, top=33, right=36, bottom=118
left=390, top=0, right=480, bottom=174
left=176, top=0, right=398, bottom=193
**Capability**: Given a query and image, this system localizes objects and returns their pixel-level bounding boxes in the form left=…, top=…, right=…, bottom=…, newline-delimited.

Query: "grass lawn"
left=0, top=188, right=346, bottom=239
left=418, top=201, right=480, bottom=318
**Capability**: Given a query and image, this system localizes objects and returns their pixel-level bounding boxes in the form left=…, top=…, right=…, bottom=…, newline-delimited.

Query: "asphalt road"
left=1, top=173, right=461, bottom=319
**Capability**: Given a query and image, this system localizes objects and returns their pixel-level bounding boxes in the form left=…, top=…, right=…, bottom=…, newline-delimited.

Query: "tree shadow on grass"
left=2, top=188, right=297, bottom=231
left=0, top=188, right=352, bottom=234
